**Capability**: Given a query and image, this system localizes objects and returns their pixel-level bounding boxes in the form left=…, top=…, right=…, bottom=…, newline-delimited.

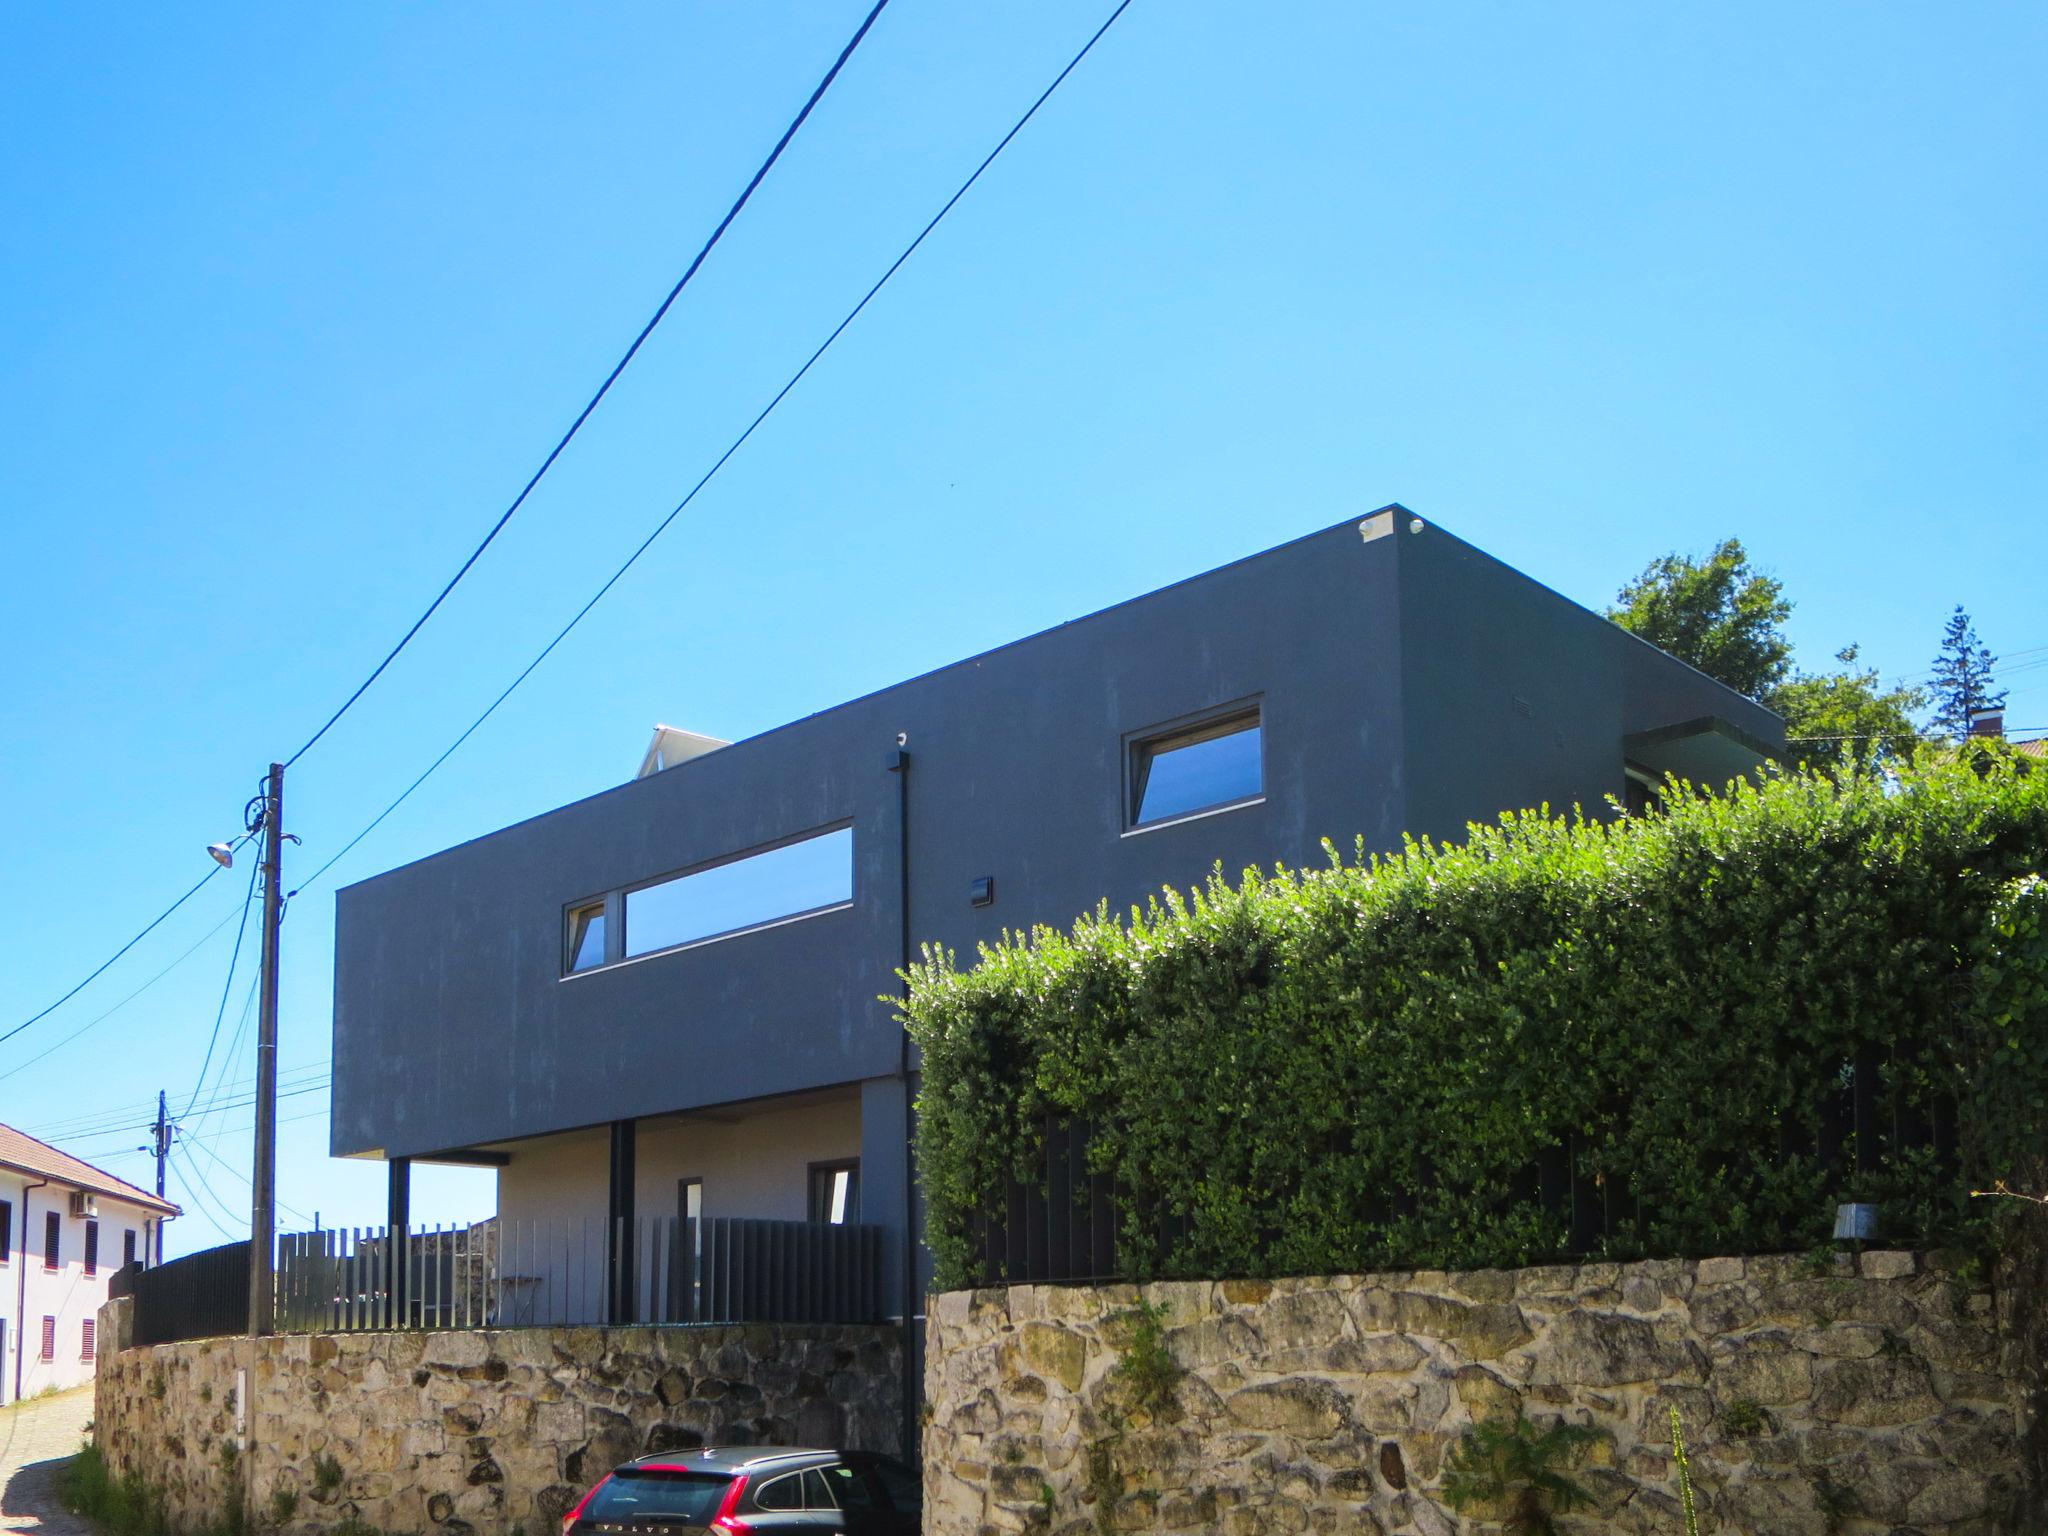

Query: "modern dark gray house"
left=329, top=508, right=1780, bottom=1350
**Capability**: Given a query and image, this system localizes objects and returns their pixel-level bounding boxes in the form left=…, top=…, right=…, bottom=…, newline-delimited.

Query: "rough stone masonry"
left=924, top=1251, right=2021, bottom=1535
left=94, top=1315, right=900, bottom=1535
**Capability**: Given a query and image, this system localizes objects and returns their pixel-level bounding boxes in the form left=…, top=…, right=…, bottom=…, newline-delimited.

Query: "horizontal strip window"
left=1128, top=702, right=1263, bottom=829
left=624, top=825, right=854, bottom=962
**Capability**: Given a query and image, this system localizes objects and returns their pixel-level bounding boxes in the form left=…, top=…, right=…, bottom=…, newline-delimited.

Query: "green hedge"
left=905, top=755, right=2048, bottom=1291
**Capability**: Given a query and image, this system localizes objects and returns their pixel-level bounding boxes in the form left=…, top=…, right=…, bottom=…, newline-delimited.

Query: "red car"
left=563, top=1446, right=921, bottom=1535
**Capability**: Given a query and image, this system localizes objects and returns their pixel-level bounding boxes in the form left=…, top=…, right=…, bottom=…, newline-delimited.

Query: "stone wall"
left=925, top=1251, right=2019, bottom=1535
left=95, top=1312, right=901, bottom=1535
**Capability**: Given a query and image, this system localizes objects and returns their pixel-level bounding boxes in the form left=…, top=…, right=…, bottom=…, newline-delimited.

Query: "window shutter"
left=43, top=1211, right=59, bottom=1270
left=0, top=1199, right=11, bottom=1263
left=123, top=1229, right=137, bottom=1267
left=40, top=1316, right=55, bottom=1361
left=84, top=1220, right=99, bottom=1277
left=81, top=1318, right=95, bottom=1360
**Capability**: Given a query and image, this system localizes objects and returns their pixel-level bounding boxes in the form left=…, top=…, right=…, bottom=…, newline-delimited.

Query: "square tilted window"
left=808, top=1160, right=860, bottom=1225
left=1128, top=705, right=1264, bottom=829
left=565, top=901, right=607, bottom=975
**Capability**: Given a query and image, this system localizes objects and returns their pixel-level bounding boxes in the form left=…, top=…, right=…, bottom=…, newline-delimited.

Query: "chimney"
left=1967, top=705, right=2005, bottom=739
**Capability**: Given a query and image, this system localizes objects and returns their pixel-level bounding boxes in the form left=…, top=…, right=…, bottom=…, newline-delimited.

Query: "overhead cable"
left=0, top=861, right=230, bottom=1048
left=181, top=853, right=263, bottom=1118
left=0, top=898, right=248, bottom=1087
left=282, top=0, right=896, bottom=769
left=298, top=0, right=1138, bottom=894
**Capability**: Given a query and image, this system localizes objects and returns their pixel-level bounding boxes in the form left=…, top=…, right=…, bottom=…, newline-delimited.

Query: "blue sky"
left=2, top=3, right=2042, bottom=1255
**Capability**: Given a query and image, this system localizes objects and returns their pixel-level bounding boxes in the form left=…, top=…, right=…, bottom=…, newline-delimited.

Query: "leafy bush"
left=905, top=757, right=2048, bottom=1289
left=57, top=1444, right=172, bottom=1536
left=1441, top=1416, right=1597, bottom=1534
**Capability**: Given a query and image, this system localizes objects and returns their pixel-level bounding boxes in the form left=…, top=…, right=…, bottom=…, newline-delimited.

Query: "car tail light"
left=561, top=1479, right=603, bottom=1536
left=708, top=1475, right=752, bottom=1532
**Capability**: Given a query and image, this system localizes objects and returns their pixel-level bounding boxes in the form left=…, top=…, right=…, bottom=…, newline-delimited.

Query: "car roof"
left=618, top=1447, right=838, bottom=1476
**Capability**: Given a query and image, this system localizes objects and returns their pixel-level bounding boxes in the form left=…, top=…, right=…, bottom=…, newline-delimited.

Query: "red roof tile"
left=0, top=1121, right=181, bottom=1216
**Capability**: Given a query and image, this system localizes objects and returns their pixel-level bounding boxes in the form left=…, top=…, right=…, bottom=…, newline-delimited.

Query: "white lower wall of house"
left=0, top=1172, right=160, bottom=1402
left=491, top=1092, right=863, bottom=1324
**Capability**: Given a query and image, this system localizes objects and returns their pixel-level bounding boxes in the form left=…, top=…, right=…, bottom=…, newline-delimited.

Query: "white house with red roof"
left=0, top=1121, right=179, bottom=1401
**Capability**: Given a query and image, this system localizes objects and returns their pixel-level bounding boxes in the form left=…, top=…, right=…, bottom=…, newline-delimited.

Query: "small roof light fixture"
left=206, top=841, right=236, bottom=870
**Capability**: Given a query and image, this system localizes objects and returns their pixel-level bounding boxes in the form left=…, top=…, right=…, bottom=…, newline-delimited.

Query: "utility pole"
left=248, top=762, right=286, bottom=1337
left=151, top=1090, right=170, bottom=1264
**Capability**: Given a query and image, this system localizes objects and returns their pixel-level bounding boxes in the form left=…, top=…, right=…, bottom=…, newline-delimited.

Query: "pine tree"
left=1929, top=605, right=2006, bottom=739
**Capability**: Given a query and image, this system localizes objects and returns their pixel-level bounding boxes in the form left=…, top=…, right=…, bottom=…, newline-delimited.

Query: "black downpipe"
left=387, top=1158, right=411, bottom=1323
left=887, top=743, right=917, bottom=1462
left=608, top=1119, right=637, bottom=1324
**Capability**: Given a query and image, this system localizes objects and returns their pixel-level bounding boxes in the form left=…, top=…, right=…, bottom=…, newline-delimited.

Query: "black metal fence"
left=975, top=1116, right=1124, bottom=1285
left=116, top=1215, right=886, bottom=1347
left=272, top=1215, right=887, bottom=1332
left=687, top=1216, right=886, bottom=1325
left=123, top=1240, right=250, bottom=1346
left=974, top=1072, right=1956, bottom=1286
left=277, top=1224, right=494, bottom=1332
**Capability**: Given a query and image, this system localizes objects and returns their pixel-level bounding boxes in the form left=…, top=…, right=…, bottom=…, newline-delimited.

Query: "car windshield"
left=582, top=1470, right=734, bottom=1527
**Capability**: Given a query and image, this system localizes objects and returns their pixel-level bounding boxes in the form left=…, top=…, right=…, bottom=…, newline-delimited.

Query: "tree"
left=1929, top=605, right=2007, bottom=740
left=1772, top=646, right=1925, bottom=769
left=1610, top=541, right=1924, bottom=767
left=1606, top=539, right=1791, bottom=701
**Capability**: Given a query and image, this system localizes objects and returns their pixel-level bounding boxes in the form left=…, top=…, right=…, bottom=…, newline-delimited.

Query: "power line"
left=23, top=1061, right=327, bottom=1141
left=41, top=1070, right=330, bottom=1151
left=181, top=852, right=263, bottom=1118
left=0, top=898, right=248, bottom=1088
left=296, top=0, right=1138, bottom=895
left=282, top=0, right=895, bottom=770
left=169, top=1104, right=329, bottom=1162
left=189, top=1077, right=330, bottom=1148
left=53, top=1080, right=331, bottom=1156
left=182, top=1129, right=314, bottom=1226
left=171, top=1143, right=244, bottom=1240
left=62, top=1094, right=330, bottom=1161
left=1884, top=640, right=2048, bottom=693
left=1787, top=727, right=2047, bottom=743
left=183, top=967, right=265, bottom=1134
left=0, top=861, right=229, bottom=1048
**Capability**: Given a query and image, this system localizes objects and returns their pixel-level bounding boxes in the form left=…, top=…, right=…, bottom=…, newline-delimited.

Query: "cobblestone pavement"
left=0, top=1387, right=95, bottom=1536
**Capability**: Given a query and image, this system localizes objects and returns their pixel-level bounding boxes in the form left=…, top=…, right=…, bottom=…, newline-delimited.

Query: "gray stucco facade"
left=329, top=507, right=1781, bottom=1321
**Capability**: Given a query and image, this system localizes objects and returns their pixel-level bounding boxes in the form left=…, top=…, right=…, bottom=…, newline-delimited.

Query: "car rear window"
left=582, top=1470, right=734, bottom=1527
